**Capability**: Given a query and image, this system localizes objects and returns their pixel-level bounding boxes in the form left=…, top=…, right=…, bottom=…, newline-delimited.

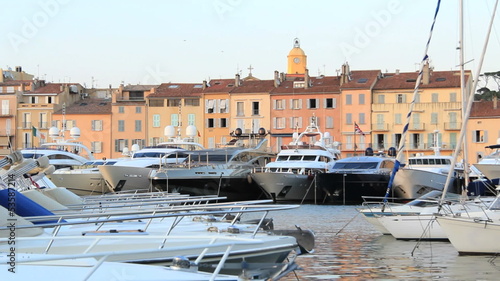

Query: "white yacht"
left=99, top=125, right=204, bottom=192
left=250, top=119, right=340, bottom=202
left=473, top=142, right=500, bottom=181
left=150, top=129, right=273, bottom=201
left=21, top=127, right=95, bottom=170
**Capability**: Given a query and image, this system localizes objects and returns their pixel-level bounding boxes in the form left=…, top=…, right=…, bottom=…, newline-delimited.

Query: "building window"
left=47, top=96, right=54, bottom=104
left=39, top=113, right=48, bottom=129
left=274, top=117, right=285, bottom=129
left=118, top=106, right=124, bottom=113
left=359, top=113, right=365, bottom=124
left=397, top=94, right=406, bottom=103
left=185, top=98, right=200, bottom=106
left=432, top=93, right=439, bottom=103
left=136, top=106, right=141, bottom=113
left=30, top=96, right=38, bottom=104
left=346, top=113, right=352, bottom=124
left=206, top=99, right=215, bottom=113
left=395, top=113, right=402, bottom=124
left=290, top=117, right=302, bottom=129
left=153, top=114, right=160, bottom=127
left=324, top=98, right=336, bottom=109
left=473, top=130, right=487, bottom=143
left=114, top=139, right=128, bottom=152
left=118, top=120, right=125, bottom=132
left=359, top=94, right=365, bottom=105
left=208, top=118, right=215, bottom=128
left=291, top=99, right=301, bottom=109
left=377, top=95, right=385, bottom=104
left=219, top=99, right=228, bottom=113
left=171, top=114, right=179, bottom=126
left=149, top=99, right=164, bottom=107
left=91, top=141, right=102, bottom=153
left=431, top=113, right=438, bottom=124
left=188, top=114, right=195, bottom=126
left=167, top=99, right=181, bottom=107
left=132, top=139, right=144, bottom=148
left=91, top=120, right=103, bottom=131
left=220, top=118, right=227, bottom=128
left=252, top=101, right=259, bottom=115
left=411, top=133, right=421, bottom=149
left=326, top=116, right=334, bottom=129
left=450, top=92, right=457, bottom=102
left=237, top=102, right=244, bottom=116
left=308, top=99, right=318, bottom=109
left=346, top=94, right=352, bottom=105
left=135, top=120, right=142, bottom=132
left=275, top=99, right=285, bottom=110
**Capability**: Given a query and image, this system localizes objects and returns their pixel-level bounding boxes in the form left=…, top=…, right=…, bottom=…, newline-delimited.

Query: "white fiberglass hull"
left=49, top=170, right=111, bottom=196
left=377, top=214, right=447, bottom=240
left=99, top=165, right=152, bottom=192
left=392, top=169, right=454, bottom=199
left=436, top=215, right=500, bottom=254
left=473, top=163, right=500, bottom=181
left=250, top=172, right=321, bottom=201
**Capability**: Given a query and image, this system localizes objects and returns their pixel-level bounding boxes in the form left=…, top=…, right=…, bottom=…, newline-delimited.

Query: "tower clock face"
left=294, top=58, right=300, bottom=63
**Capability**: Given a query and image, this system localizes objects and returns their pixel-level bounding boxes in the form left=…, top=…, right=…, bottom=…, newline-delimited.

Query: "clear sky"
left=2, top=0, right=500, bottom=89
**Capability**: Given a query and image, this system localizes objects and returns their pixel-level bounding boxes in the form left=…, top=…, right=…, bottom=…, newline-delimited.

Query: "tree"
left=475, top=71, right=500, bottom=101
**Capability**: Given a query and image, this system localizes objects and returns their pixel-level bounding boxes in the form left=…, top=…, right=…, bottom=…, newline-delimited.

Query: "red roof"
left=53, top=99, right=112, bottom=115
left=204, top=79, right=235, bottom=93
left=229, top=80, right=276, bottom=94
left=470, top=100, right=500, bottom=118
left=373, top=70, right=470, bottom=90
left=271, top=76, right=340, bottom=94
left=149, top=83, right=203, bottom=98
left=28, top=83, right=79, bottom=94
left=340, top=70, right=381, bottom=89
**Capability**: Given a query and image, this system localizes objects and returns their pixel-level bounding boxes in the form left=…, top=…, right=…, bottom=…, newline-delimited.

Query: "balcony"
left=444, top=122, right=461, bottom=130
left=408, top=123, right=425, bottom=131
left=371, top=123, right=390, bottom=131
left=22, top=122, right=32, bottom=129
left=0, top=109, right=14, bottom=117
left=39, top=122, right=49, bottom=129
left=116, top=97, right=145, bottom=102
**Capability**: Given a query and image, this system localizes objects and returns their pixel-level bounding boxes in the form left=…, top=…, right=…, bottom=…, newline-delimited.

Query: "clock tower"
left=287, top=38, right=307, bottom=75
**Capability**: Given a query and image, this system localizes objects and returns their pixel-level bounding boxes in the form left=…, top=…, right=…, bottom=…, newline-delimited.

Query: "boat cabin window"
left=276, top=156, right=288, bottom=161
left=302, top=155, right=317, bottom=161
left=319, top=156, right=330, bottom=162
left=289, top=156, right=302, bottom=161
left=333, top=162, right=379, bottom=169
left=22, top=153, right=44, bottom=159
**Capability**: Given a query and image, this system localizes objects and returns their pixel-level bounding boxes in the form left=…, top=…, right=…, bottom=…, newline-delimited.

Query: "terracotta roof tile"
left=271, top=76, right=341, bottom=94
left=123, top=85, right=158, bottom=91
left=470, top=100, right=500, bottom=118
left=373, top=70, right=471, bottom=90
left=340, top=70, right=381, bottom=89
left=204, top=79, right=235, bottom=93
left=149, top=83, right=203, bottom=98
left=28, top=83, right=80, bottom=94
left=229, top=80, right=275, bottom=94
left=53, top=99, right=112, bottom=115
left=0, top=80, right=32, bottom=86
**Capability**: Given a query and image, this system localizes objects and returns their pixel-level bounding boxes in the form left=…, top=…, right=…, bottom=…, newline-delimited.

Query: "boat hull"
left=377, top=214, right=447, bottom=240
left=49, top=171, right=111, bottom=196
left=316, top=173, right=391, bottom=203
left=99, top=165, right=153, bottom=192
left=392, top=169, right=461, bottom=200
left=250, top=172, right=324, bottom=201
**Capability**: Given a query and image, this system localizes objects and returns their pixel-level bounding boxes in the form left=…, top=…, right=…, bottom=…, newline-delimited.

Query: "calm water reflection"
left=264, top=204, right=500, bottom=280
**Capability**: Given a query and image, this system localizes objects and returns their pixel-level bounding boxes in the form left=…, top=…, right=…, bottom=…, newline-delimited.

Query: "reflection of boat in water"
left=99, top=125, right=203, bottom=192
left=150, top=129, right=273, bottom=201
left=250, top=118, right=340, bottom=202
left=316, top=148, right=396, bottom=204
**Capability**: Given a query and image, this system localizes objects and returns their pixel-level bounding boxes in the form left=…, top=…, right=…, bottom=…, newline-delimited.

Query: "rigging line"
left=382, top=0, right=442, bottom=204
left=333, top=211, right=360, bottom=237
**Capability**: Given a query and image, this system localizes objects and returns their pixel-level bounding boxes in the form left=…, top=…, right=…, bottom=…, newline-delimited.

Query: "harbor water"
left=260, top=204, right=500, bottom=281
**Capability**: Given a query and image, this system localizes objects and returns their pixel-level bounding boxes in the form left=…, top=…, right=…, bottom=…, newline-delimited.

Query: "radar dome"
left=235, top=128, right=242, bottom=136
left=69, top=127, right=80, bottom=139
left=258, top=127, right=266, bottom=136
left=324, top=132, right=331, bottom=139
left=131, top=144, right=140, bottom=152
left=48, top=127, right=59, bottom=138
left=122, top=147, right=129, bottom=155
left=164, top=125, right=175, bottom=137
left=186, top=125, right=197, bottom=137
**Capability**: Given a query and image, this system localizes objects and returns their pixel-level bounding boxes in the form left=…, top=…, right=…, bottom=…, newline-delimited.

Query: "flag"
left=32, top=126, right=41, bottom=138
left=354, top=122, right=365, bottom=136
left=197, top=130, right=201, bottom=137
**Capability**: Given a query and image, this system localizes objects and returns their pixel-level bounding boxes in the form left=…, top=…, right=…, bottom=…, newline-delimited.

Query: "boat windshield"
left=409, top=158, right=451, bottom=165
left=21, top=153, right=44, bottom=159
left=333, top=162, right=379, bottom=169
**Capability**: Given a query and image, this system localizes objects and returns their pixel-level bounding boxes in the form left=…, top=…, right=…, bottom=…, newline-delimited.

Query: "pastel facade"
left=203, top=79, right=234, bottom=148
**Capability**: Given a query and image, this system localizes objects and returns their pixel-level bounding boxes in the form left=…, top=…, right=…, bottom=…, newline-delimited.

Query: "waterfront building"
left=51, top=98, right=112, bottom=160
left=146, top=82, right=203, bottom=147
left=203, top=78, right=234, bottom=148
left=111, top=84, right=156, bottom=158
left=468, top=99, right=500, bottom=163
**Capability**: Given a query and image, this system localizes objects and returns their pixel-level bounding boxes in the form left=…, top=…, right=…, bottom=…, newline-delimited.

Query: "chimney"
left=15, top=66, right=22, bottom=73
left=273, top=71, right=280, bottom=87
left=340, top=63, right=350, bottom=85
left=422, top=62, right=430, bottom=85
left=280, top=72, right=285, bottom=82
left=395, top=69, right=400, bottom=75
left=305, top=69, right=310, bottom=89
left=202, top=80, right=208, bottom=89
left=494, top=95, right=498, bottom=109
left=235, top=74, right=240, bottom=87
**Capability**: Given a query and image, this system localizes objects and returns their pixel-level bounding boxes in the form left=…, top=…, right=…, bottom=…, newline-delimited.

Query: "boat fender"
left=247, top=174, right=253, bottom=184
left=207, top=226, right=219, bottom=232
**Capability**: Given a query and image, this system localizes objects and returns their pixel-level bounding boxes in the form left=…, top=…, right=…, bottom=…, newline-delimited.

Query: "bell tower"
left=287, top=38, right=307, bottom=75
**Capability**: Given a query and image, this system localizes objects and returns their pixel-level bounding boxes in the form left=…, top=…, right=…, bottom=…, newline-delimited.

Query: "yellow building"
left=146, top=83, right=203, bottom=147
left=371, top=67, right=471, bottom=157
left=468, top=99, right=500, bottom=163
left=203, top=79, right=234, bottom=148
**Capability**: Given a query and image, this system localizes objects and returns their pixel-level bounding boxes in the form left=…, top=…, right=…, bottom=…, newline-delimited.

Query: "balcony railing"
left=371, top=123, right=390, bottom=131
left=116, top=97, right=145, bottom=102
left=408, top=123, right=425, bottom=131
left=444, top=122, right=461, bottom=130
left=0, top=109, right=14, bottom=117
left=22, top=122, right=32, bottom=129
left=39, top=122, right=49, bottom=129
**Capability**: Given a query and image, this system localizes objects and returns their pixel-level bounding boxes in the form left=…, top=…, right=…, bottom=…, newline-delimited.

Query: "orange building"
left=203, top=79, right=234, bottom=148
left=52, top=99, right=112, bottom=160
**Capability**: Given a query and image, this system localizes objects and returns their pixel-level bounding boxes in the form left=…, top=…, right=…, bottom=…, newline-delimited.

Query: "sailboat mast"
left=459, top=0, right=470, bottom=186
left=440, top=0, right=499, bottom=201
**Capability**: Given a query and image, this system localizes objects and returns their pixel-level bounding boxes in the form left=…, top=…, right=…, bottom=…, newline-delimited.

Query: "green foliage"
left=475, top=72, right=500, bottom=101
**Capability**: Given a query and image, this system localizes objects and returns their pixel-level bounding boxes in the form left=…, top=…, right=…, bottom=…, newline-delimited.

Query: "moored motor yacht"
left=250, top=118, right=341, bottom=202
left=316, top=148, right=397, bottom=204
